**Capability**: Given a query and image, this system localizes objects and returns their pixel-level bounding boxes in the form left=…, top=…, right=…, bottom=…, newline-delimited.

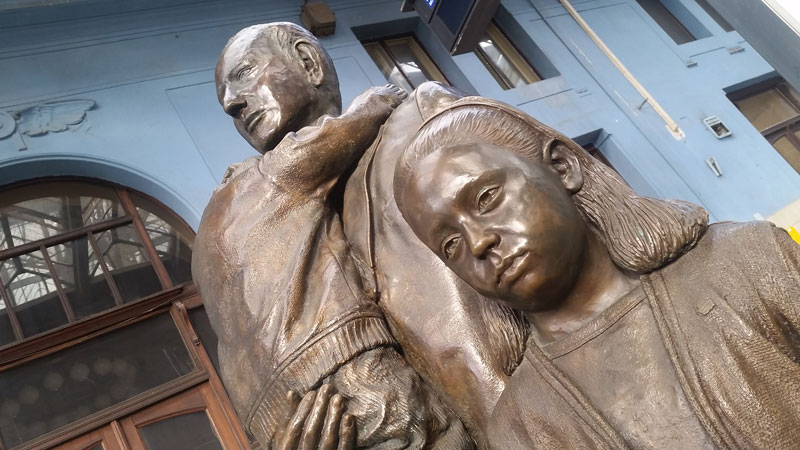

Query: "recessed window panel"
left=729, top=79, right=800, bottom=176
left=772, top=133, right=800, bottom=174
left=364, top=43, right=414, bottom=92
left=636, top=0, right=697, bottom=44
left=130, top=193, right=194, bottom=286
left=475, top=23, right=541, bottom=90
left=94, top=225, right=162, bottom=302
left=363, top=36, right=448, bottom=92
left=46, top=238, right=117, bottom=320
left=0, top=252, right=69, bottom=337
left=0, top=313, right=194, bottom=449
left=0, top=183, right=124, bottom=251
left=139, top=411, right=223, bottom=450
left=734, top=89, right=800, bottom=132
left=695, top=0, right=733, bottom=32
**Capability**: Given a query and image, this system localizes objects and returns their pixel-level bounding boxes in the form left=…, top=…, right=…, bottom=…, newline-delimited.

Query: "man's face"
left=215, top=31, right=314, bottom=152
left=402, top=142, right=588, bottom=312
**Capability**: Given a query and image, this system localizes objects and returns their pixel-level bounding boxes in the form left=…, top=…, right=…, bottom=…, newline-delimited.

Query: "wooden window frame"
left=474, top=21, right=542, bottom=90
left=362, top=34, right=449, bottom=91
left=729, top=78, right=800, bottom=173
left=0, top=178, right=247, bottom=450
left=0, top=177, right=193, bottom=350
left=3, top=292, right=248, bottom=450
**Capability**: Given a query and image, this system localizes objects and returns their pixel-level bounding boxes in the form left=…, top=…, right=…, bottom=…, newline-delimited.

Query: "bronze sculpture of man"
left=394, top=97, right=800, bottom=449
left=193, top=23, right=477, bottom=449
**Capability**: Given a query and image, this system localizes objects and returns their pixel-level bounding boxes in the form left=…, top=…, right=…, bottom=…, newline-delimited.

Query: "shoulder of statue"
left=414, top=81, right=466, bottom=121
left=701, top=220, right=781, bottom=254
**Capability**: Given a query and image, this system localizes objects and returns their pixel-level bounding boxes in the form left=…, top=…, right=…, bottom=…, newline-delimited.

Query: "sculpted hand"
left=356, top=84, right=408, bottom=111
left=274, top=384, right=356, bottom=450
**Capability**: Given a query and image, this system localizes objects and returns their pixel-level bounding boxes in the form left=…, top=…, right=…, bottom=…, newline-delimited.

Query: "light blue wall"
left=0, top=0, right=797, bottom=227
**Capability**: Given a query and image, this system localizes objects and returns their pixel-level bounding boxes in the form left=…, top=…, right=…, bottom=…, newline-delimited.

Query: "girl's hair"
left=394, top=98, right=708, bottom=274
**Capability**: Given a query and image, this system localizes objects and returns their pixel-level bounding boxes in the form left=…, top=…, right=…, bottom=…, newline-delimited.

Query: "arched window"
left=0, top=179, right=249, bottom=450
left=0, top=180, right=193, bottom=342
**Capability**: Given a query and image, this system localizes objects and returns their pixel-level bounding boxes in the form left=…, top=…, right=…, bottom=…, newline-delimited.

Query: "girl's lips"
left=498, top=251, right=529, bottom=287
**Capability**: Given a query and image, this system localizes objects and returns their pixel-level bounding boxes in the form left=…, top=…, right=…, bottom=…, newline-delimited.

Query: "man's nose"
left=222, top=89, right=246, bottom=117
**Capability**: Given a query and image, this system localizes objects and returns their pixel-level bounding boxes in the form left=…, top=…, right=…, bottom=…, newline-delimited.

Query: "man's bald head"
left=215, top=22, right=342, bottom=152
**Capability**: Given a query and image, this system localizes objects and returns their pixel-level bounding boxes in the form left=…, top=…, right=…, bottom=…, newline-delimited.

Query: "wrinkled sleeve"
left=194, top=91, right=473, bottom=449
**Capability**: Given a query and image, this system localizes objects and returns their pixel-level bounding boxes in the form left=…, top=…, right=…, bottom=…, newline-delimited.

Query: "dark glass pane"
left=695, top=0, right=733, bottom=32
left=435, top=0, right=471, bottom=34
left=87, top=445, right=103, bottom=450
left=47, top=238, right=116, bottom=320
left=734, top=88, right=800, bottom=132
left=0, top=183, right=124, bottom=251
left=0, top=252, right=69, bottom=337
left=0, top=297, right=16, bottom=347
left=94, top=225, right=162, bottom=302
left=364, top=42, right=414, bottom=93
left=636, top=0, right=696, bottom=44
left=0, top=313, right=194, bottom=448
left=139, top=411, right=223, bottom=450
left=129, top=193, right=194, bottom=286
left=188, top=307, right=220, bottom=374
left=772, top=134, right=800, bottom=174
left=385, top=38, right=439, bottom=89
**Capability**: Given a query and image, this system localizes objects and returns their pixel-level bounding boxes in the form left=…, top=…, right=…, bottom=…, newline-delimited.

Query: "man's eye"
left=442, top=234, right=461, bottom=259
left=477, top=186, right=500, bottom=213
left=235, top=65, right=254, bottom=80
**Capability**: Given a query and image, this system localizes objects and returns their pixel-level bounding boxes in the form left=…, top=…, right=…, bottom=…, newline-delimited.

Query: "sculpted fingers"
left=299, top=384, right=335, bottom=450
left=319, top=394, right=345, bottom=450
left=276, top=390, right=317, bottom=450
left=338, top=414, right=356, bottom=450
left=380, top=83, right=408, bottom=107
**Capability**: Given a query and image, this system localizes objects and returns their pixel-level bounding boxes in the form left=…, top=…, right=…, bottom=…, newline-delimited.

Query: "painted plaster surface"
left=0, top=0, right=797, bottom=227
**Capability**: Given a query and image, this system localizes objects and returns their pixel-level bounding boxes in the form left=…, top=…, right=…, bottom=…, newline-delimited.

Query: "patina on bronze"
left=394, top=97, right=800, bottom=449
left=193, top=22, right=479, bottom=449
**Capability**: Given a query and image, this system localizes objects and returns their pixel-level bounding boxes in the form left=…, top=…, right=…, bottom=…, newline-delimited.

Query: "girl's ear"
left=542, top=139, right=584, bottom=193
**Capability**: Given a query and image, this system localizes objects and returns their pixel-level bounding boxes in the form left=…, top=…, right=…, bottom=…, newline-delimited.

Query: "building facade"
left=0, top=0, right=799, bottom=448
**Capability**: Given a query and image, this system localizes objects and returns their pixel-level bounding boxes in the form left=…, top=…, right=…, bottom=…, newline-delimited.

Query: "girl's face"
left=401, top=142, right=588, bottom=312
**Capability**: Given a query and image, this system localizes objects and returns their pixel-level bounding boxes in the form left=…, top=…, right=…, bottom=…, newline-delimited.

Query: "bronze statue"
left=393, top=97, right=800, bottom=449
left=193, top=23, right=477, bottom=449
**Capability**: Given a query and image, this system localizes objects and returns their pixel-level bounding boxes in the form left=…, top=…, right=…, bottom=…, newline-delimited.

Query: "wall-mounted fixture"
left=706, top=156, right=723, bottom=177
left=301, top=2, right=335, bottom=37
left=703, top=115, right=732, bottom=139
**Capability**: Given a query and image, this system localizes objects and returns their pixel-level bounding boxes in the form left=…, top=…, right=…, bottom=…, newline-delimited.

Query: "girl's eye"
left=442, top=234, right=462, bottom=259
left=477, top=186, right=500, bottom=213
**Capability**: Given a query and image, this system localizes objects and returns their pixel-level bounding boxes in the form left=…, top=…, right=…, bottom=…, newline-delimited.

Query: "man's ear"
left=543, top=139, right=584, bottom=193
left=295, top=40, right=325, bottom=87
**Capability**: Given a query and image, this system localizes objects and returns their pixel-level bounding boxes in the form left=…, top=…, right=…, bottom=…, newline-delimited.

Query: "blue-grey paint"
left=0, top=0, right=797, bottom=228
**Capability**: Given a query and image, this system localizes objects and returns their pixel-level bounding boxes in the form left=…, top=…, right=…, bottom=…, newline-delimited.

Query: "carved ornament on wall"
left=0, top=99, right=96, bottom=151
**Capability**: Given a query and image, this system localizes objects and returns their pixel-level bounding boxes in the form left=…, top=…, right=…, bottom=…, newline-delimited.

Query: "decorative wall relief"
left=0, top=100, right=96, bottom=151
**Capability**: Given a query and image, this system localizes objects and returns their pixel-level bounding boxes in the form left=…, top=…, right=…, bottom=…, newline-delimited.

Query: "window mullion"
left=0, top=279, right=24, bottom=341
left=0, top=216, right=133, bottom=262
left=381, top=41, right=416, bottom=90
left=40, top=244, right=76, bottom=322
left=117, top=189, right=173, bottom=290
left=87, top=232, right=125, bottom=307
left=475, top=46, right=513, bottom=89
